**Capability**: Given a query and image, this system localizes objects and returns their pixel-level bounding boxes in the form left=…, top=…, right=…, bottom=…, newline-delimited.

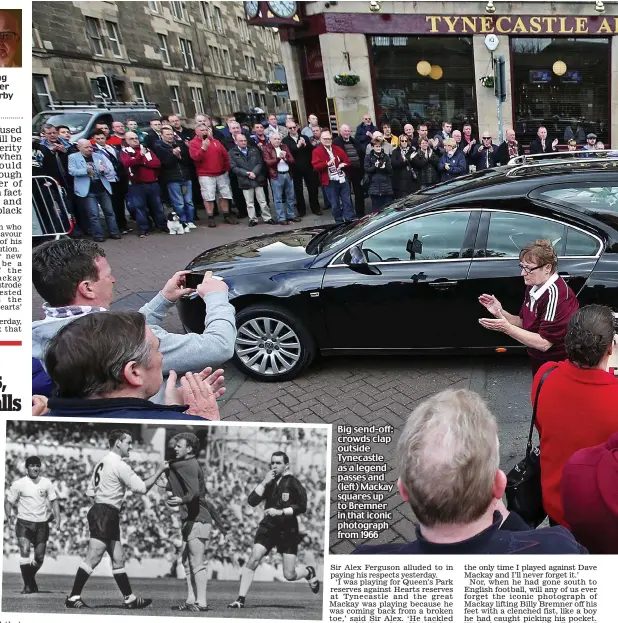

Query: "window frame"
left=222, top=48, right=232, bottom=75
left=34, top=75, right=53, bottom=110
left=106, top=21, right=122, bottom=58
left=170, top=1, right=186, bottom=21
left=209, top=45, right=222, bottom=74
left=237, top=16, right=249, bottom=41
left=330, top=209, right=478, bottom=267
left=148, top=0, right=160, bottom=12
left=201, top=1, right=213, bottom=28
left=170, top=85, right=182, bottom=115
left=190, top=86, right=205, bottom=115
left=133, top=82, right=147, bottom=104
left=158, top=33, right=171, bottom=65
left=85, top=17, right=104, bottom=57
left=213, top=6, right=224, bottom=33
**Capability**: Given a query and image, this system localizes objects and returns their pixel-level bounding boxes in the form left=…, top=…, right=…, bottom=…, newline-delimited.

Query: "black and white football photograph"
left=2, top=420, right=328, bottom=618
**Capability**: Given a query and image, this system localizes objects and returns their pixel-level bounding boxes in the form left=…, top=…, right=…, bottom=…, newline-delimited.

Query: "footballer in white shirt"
left=4, top=455, right=60, bottom=594
left=65, top=429, right=166, bottom=610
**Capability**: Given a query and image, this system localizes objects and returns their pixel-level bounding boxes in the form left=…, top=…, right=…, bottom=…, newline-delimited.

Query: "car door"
left=464, top=209, right=602, bottom=349
left=320, top=209, right=479, bottom=349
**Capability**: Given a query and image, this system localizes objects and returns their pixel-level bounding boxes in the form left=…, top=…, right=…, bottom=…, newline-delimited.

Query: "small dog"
left=167, top=212, right=185, bottom=235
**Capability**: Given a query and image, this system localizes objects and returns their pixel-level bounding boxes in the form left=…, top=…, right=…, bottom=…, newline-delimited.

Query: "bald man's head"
left=0, top=10, right=21, bottom=67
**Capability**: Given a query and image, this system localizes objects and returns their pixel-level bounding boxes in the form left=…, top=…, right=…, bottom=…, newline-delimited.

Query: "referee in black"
left=228, top=451, right=319, bottom=608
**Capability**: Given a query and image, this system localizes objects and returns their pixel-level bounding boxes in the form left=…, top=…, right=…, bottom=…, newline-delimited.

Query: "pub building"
left=246, top=1, right=617, bottom=148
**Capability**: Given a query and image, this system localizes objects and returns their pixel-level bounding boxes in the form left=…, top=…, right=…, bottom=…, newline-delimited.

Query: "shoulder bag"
left=505, top=364, right=557, bottom=528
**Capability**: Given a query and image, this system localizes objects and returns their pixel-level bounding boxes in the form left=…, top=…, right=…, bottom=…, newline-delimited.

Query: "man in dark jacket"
left=353, top=389, right=587, bottom=556
left=228, top=134, right=274, bottom=226
left=154, top=127, right=195, bottom=230
left=44, top=310, right=224, bottom=421
left=355, top=114, right=377, bottom=151
left=438, top=139, right=467, bottom=181
left=495, top=128, right=525, bottom=165
left=472, top=132, right=499, bottom=170
left=282, top=122, right=321, bottom=216
left=334, top=124, right=365, bottom=217
left=529, top=126, right=559, bottom=154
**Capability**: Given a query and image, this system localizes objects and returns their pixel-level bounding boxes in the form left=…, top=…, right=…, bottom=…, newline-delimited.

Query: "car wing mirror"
left=343, top=245, right=381, bottom=275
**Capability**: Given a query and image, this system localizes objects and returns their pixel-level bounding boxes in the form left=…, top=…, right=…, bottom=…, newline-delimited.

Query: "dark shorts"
left=15, top=518, right=49, bottom=545
left=254, top=524, right=300, bottom=556
left=87, top=503, right=121, bottom=542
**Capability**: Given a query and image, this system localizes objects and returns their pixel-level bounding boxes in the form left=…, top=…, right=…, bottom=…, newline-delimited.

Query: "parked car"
left=178, top=160, right=618, bottom=381
left=32, top=103, right=160, bottom=142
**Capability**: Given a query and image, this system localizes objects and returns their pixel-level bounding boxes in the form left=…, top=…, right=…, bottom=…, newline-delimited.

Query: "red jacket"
left=311, top=144, right=350, bottom=186
left=533, top=360, right=618, bottom=527
left=188, top=136, right=230, bottom=176
left=262, top=143, right=295, bottom=180
left=561, top=431, right=618, bottom=554
left=119, top=147, right=160, bottom=184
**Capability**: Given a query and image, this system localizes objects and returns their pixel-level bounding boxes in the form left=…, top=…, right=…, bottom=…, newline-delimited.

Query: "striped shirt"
left=520, top=273, right=579, bottom=365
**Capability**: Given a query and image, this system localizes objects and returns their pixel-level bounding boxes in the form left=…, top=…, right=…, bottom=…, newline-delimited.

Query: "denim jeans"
left=167, top=180, right=195, bottom=224
left=129, top=182, right=167, bottom=233
left=85, top=190, right=120, bottom=238
left=371, top=195, right=393, bottom=211
left=323, top=180, right=355, bottom=224
left=270, top=173, right=296, bottom=222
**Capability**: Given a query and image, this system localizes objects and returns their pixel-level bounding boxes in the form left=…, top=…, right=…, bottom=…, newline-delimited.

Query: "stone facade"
left=32, top=1, right=287, bottom=120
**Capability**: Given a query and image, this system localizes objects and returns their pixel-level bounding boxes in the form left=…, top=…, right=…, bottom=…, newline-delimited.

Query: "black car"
left=179, top=161, right=618, bottom=382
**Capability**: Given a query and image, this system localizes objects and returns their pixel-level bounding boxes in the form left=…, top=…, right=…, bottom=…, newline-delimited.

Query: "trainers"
left=248, top=219, right=258, bottom=227
left=186, top=222, right=197, bottom=230
left=65, top=596, right=89, bottom=609
left=306, top=566, right=320, bottom=594
left=224, top=213, right=239, bottom=225
left=228, top=599, right=245, bottom=609
left=172, top=603, right=197, bottom=611
left=183, top=225, right=191, bottom=234
left=124, top=596, right=152, bottom=610
left=208, top=216, right=217, bottom=228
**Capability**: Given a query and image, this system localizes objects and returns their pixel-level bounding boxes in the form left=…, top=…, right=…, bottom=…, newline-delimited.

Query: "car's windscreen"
left=318, top=196, right=429, bottom=253
left=32, top=113, right=92, bottom=136
left=419, top=168, right=504, bottom=195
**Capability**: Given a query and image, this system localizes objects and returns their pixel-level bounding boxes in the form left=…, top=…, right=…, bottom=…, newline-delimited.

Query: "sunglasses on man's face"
left=482, top=136, right=492, bottom=140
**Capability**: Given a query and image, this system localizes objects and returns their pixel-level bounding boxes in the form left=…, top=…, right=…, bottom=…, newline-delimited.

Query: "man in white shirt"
left=5, top=456, right=60, bottom=594
left=65, top=429, right=167, bottom=610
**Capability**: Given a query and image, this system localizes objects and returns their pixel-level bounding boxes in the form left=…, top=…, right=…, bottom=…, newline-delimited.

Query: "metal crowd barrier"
left=32, top=176, right=73, bottom=239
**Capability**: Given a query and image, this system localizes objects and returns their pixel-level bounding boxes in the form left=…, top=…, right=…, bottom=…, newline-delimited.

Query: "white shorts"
left=185, top=521, right=212, bottom=542
left=199, top=174, right=232, bottom=202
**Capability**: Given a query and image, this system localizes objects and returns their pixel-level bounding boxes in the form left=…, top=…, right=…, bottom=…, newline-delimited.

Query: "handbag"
left=505, top=364, right=557, bottom=528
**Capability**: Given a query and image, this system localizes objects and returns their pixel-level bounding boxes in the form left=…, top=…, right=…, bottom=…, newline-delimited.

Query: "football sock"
left=294, top=565, right=309, bottom=581
left=70, top=562, right=93, bottom=598
left=194, top=564, right=207, bottom=608
left=112, top=567, right=133, bottom=599
left=238, top=568, right=255, bottom=598
left=183, top=559, right=196, bottom=604
left=31, top=560, right=42, bottom=578
left=19, top=557, right=32, bottom=587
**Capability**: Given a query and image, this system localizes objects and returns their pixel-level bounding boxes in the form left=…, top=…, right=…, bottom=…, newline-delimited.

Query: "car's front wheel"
left=233, top=304, right=315, bottom=382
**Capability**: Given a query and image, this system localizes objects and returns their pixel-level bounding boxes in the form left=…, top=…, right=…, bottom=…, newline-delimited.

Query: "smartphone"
left=187, top=275, right=224, bottom=300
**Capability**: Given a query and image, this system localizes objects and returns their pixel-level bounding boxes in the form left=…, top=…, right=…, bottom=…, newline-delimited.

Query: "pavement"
left=32, top=200, right=535, bottom=555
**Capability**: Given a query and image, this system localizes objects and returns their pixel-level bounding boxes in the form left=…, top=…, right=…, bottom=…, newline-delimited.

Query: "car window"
left=538, top=186, right=618, bottom=215
left=565, top=227, right=600, bottom=256
left=485, top=212, right=565, bottom=258
left=362, top=211, right=472, bottom=262
left=32, top=112, right=93, bottom=136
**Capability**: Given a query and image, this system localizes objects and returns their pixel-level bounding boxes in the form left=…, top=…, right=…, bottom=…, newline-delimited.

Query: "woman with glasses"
left=390, top=135, right=418, bottom=199
left=478, top=239, right=579, bottom=375
left=364, top=137, right=394, bottom=211
left=472, top=133, right=499, bottom=170
left=412, top=137, right=440, bottom=189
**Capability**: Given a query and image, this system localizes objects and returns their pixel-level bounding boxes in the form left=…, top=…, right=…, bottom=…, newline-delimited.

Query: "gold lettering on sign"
left=443, top=16, right=459, bottom=32
left=574, top=17, right=589, bottom=33
left=596, top=17, right=612, bottom=33
left=461, top=16, right=477, bottom=33
left=529, top=16, right=542, bottom=33
left=558, top=17, right=574, bottom=33
left=496, top=16, right=512, bottom=33
left=541, top=16, right=558, bottom=33
left=426, top=16, right=440, bottom=33
left=479, top=16, right=494, bottom=33
left=512, top=17, right=528, bottom=33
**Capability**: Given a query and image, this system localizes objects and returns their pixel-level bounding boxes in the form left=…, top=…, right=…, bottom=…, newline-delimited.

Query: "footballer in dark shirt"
left=228, top=451, right=320, bottom=609
left=166, top=433, right=226, bottom=613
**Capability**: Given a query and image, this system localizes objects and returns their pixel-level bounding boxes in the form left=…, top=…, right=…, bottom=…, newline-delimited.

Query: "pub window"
left=512, top=37, right=610, bottom=147
left=369, top=36, right=477, bottom=137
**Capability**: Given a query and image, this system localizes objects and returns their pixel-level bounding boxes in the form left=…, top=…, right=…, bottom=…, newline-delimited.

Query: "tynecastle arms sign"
left=323, top=13, right=618, bottom=35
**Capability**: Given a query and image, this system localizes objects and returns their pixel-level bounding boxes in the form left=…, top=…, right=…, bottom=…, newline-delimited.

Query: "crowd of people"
left=36, top=107, right=614, bottom=242
left=4, top=435, right=326, bottom=572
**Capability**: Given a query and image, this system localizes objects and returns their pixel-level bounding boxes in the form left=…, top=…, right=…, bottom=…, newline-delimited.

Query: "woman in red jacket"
left=533, top=304, right=618, bottom=527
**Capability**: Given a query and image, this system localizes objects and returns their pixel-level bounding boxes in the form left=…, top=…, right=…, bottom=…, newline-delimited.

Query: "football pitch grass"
left=3, top=573, right=322, bottom=619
